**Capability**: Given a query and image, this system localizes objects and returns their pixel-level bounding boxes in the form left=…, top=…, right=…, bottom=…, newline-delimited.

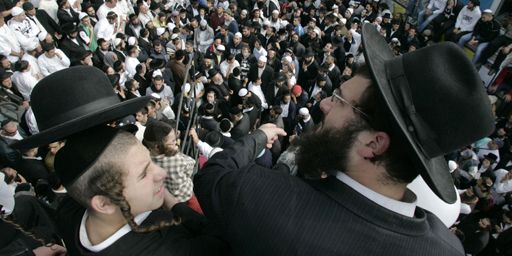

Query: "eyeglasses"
left=331, top=88, right=369, bottom=119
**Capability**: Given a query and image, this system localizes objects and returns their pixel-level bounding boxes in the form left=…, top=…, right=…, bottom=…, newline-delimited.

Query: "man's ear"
left=370, top=131, right=390, bottom=156
left=90, top=195, right=117, bottom=215
left=356, top=131, right=390, bottom=158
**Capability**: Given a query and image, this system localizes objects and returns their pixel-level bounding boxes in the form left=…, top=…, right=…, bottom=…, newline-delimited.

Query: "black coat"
left=57, top=8, right=79, bottom=26
left=56, top=197, right=228, bottom=256
left=230, top=113, right=251, bottom=140
left=60, top=37, right=88, bottom=65
left=35, top=10, right=62, bottom=40
left=195, top=131, right=465, bottom=256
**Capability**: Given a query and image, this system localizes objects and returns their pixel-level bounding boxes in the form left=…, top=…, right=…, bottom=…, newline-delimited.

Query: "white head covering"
left=0, top=172, right=15, bottom=216
left=11, top=7, right=24, bottom=16
left=79, top=12, right=88, bottom=20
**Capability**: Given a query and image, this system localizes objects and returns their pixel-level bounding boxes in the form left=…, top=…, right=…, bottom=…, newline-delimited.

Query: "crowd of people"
left=0, top=0, right=509, bottom=254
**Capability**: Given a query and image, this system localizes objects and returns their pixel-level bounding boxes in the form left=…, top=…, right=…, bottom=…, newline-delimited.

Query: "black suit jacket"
left=60, top=37, right=88, bottom=65
left=35, top=10, right=61, bottom=40
left=57, top=8, right=79, bottom=26
left=230, top=113, right=251, bottom=140
left=195, top=131, right=465, bottom=256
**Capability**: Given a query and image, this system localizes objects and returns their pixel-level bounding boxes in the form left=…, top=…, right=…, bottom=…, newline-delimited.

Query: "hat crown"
left=386, top=42, right=494, bottom=157
left=31, top=66, right=120, bottom=131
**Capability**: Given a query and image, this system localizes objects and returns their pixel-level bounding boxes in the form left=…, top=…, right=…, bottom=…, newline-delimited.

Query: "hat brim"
left=361, top=24, right=456, bottom=203
left=11, top=96, right=151, bottom=150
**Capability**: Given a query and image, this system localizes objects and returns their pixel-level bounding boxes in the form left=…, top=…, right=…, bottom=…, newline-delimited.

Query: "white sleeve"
left=79, top=30, right=90, bottom=44
left=38, top=57, right=50, bottom=77
left=197, top=140, right=213, bottom=158
left=56, top=49, right=71, bottom=67
left=10, top=24, right=38, bottom=51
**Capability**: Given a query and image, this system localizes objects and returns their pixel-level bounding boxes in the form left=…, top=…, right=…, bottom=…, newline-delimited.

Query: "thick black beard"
left=296, top=118, right=368, bottom=178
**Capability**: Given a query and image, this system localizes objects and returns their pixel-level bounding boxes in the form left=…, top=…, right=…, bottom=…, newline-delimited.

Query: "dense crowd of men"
left=0, top=0, right=511, bottom=254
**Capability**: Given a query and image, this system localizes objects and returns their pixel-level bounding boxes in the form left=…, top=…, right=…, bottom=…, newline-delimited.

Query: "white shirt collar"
left=336, top=171, right=417, bottom=217
left=79, top=210, right=151, bottom=252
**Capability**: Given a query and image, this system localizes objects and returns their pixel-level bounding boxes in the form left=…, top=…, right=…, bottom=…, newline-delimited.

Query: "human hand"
left=163, top=189, right=178, bottom=210
left=189, top=128, right=199, bottom=145
left=32, top=244, right=67, bottom=256
left=258, top=123, right=287, bottom=148
left=505, top=94, right=511, bottom=102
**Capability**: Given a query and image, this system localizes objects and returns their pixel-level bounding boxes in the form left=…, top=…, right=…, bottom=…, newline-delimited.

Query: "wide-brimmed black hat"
left=11, top=66, right=151, bottom=149
left=361, top=23, right=493, bottom=203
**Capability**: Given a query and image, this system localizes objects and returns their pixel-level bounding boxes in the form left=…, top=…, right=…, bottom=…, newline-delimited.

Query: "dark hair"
left=355, top=65, right=418, bottom=183
left=113, top=60, right=124, bottom=72
left=97, top=38, right=107, bottom=46
left=14, top=60, right=29, bottom=72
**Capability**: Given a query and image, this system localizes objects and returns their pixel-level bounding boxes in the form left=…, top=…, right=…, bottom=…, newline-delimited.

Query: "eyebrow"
left=137, top=161, right=151, bottom=180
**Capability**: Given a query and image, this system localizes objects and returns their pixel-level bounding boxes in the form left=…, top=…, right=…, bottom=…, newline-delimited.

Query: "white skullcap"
left=272, top=9, right=279, bottom=15
left=238, top=88, right=248, bottom=97
left=170, top=33, right=179, bottom=40
left=200, top=19, right=207, bottom=27
left=234, top=32, right=242, bottom=38
left=182, top=83, right=191, bottom=94
left=448, top=160, right=458, bottom=173
left=114, top=37, right=123, bottom=46
left=282, top=55, right=292, bottom=63
left=152, top=69, right=163, bottom=78
left=11, top=7, right=23, bottom=16
left=332, top=4, right=338, bottom=9
left=258, top=55, right=267, bottom=63
left=241, top=9, right=248, bottom=16
left=483, top=9, right=493, bottom=15
left=216, top=44, right=225, bottom=51
left=79, top=12, right=88, bottom=20
left=128, top=36, right=137, bottom=46
left=150, top=92, right=161, bottom=99
left=156, top=27, right=166, bottom=36
left=299, top=107, right=309, bottom=116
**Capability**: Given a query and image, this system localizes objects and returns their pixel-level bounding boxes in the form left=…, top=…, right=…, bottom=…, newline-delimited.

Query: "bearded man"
left=194, top=23, right=493, bottom=255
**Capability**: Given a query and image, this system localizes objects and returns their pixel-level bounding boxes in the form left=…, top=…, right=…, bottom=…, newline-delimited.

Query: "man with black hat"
left=11, top=66, right=228, bottom=256
left=59, top=23, right=88, bottom=66
left=195, top=23, right=493, bottom=255
left=298, top=48, right=319, bottom=93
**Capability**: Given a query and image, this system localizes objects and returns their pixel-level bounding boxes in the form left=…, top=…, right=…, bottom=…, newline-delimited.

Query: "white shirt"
left=124, top=56, right=140, bottom=79
left=11, top=71, right=38, bottom=101
left=8, top=19, right=41, bottom=52
left=0, top=23, right=22, bottom=63
left=138, top=12, right=154, bottom=27
left=248, top=82, right=268, bottom=109
left=494, top=169, right=512, bottom=194
left=336, top=172, right=417, bottom=217
left=25, top=107, right=39, bottom=134
left=94, top=18, right=116, bottom=41
left=22, top=54, right=43, bottom=80
left=219, top=59, right=240, bottom=78
left=37, top=49, right=71, bottom=77
left=80, top=210, right=151, bottom=252
left=455, top=6, right=481, bottom=32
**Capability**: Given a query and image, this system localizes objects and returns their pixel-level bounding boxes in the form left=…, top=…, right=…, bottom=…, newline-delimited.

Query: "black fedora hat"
left=361, top=23, right=493, bottom=203
left=11, top=66, right=151, bottom=149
